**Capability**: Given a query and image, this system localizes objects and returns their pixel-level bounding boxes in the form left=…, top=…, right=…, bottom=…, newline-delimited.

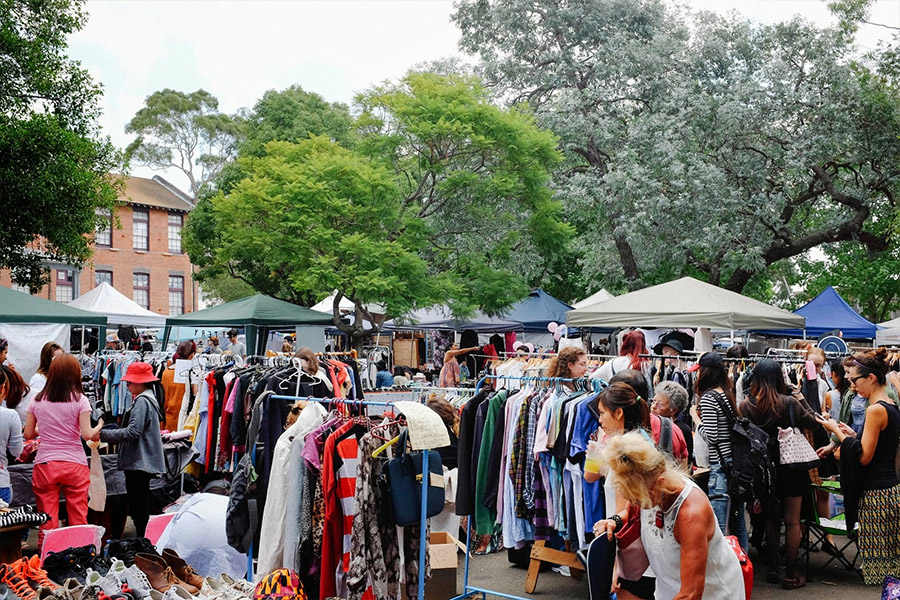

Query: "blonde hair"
left=601, top=431, right=685, bottom=509
left=285, top=401, right=308, bottom=428
left=548, top=347, right=587, bottom=378
left=293, top=347, right=319, bottom=375
left=806, top=347, right=826, bottom=362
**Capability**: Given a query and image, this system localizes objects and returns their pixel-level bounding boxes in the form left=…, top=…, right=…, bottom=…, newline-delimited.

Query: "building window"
left=168, top=212, right=183, bottom=254
left=168, top=275, right=184, bottom=316
left=133, top=273, right=149, bottom=309
left=95, top=270, right=112, bottom=287
left=133, top=208, right=149, bottom=251
left=55, top=269, right=74, bottom=302
left=96, top=209, right=112, bottom=247
left=11, top=283, right=30, bottom=294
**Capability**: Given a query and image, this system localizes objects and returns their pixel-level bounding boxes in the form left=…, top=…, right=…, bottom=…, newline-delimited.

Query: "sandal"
left=782, top=574, right=807, bottom=590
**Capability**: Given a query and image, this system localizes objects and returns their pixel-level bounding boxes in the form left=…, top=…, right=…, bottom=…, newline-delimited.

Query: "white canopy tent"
left=877, top=316, right=900, bottom=346
left=572, top=288, right=614, bottom=310
left=68, top=282, right=167, bottom=327
left=310, top=291, right=384, bottom=315
left=566, top=277, right=805, bottom=332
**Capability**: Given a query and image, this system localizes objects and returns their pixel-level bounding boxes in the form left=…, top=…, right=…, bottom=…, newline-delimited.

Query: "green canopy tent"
left=0, top=286, right=108, bottom=380
left=162, top=294, right=333, bottom=355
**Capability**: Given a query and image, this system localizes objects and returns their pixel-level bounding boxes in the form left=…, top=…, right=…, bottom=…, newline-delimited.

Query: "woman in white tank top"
left=596, top=432, right=745, bottom=600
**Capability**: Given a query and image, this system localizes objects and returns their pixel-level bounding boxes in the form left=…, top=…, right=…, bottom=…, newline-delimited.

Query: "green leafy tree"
left=454, top=0, right=900, bottom=293
left=186, top=72, right=571, bottom=336
left=124, top=89, right=242, bottom=198
left=0, top=0, right=120, bottom=291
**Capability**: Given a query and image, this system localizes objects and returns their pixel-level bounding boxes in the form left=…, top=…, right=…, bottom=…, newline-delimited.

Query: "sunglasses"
left=849, top=373, right=870, bottom=384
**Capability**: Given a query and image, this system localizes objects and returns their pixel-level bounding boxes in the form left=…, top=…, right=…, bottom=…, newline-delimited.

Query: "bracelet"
left=608, top=514, right=623, bottom=533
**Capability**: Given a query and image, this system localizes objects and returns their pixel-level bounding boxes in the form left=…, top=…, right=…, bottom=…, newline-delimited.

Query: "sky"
left=68, top=0, right=900, bottom=196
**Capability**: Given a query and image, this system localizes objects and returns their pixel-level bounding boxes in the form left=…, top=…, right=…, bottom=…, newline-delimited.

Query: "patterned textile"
left=859, top=483, right=900, bottom=585
left=254, top=568, right=308, bottom=600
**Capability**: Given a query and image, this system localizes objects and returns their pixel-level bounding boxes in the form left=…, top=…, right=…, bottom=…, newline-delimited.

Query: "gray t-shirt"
left=228, top=341, right=247, bottom=356
left=0, top=406, right=24, bottom=489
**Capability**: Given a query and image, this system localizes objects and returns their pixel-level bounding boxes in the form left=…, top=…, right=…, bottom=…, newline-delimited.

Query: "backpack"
left=226, top=395, right=264, bottom=553
left=710, top=392, right=775, bottom=501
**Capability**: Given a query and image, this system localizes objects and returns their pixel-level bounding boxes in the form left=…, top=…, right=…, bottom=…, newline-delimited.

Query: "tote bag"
left=778, top=402, right=819, bottom=469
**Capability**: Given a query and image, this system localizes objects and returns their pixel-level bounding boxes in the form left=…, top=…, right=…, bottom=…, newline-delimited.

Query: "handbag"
left=778, top=402, right=820, bottom=468
left=382, top=429, right=445, bottom=526
left=615, top=503, right=649, bottom=581
left=725, top=535, right=754, bottom=600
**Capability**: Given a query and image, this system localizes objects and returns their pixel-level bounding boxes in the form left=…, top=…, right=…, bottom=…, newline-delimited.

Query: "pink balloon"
left=553, top=331, right=562, bottom=341
left=547, top=322, right=559, bottom=333
left=512, top=341, right=523, bottom=350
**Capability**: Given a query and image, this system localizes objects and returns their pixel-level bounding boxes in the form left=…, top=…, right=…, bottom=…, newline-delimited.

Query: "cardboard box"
left=401, top=531, right=464, bottom=600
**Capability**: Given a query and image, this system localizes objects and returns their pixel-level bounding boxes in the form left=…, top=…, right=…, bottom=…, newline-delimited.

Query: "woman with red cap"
left=100, top=362, right=165, bottom=537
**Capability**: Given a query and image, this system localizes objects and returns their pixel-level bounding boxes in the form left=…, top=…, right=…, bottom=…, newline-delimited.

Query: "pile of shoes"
left=105, top=540, right=158, bottom=568
left=32, top=543, right=255, bottom=600
left=0, top=506, right=51, bottom=528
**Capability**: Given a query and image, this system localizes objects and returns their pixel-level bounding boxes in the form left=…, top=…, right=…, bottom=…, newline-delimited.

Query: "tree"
left=124, top=89, right=242, bottom=198
left=0, top=0, right=120, bottom=291
left=454, top=0, right=900, bottom=293
left=186, top=73, right=571, bottom=338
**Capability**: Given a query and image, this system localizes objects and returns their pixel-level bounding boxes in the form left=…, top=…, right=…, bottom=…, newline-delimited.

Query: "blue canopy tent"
left=756, top=286, right=880, bottom=340
left=500, top=289, right=573, bottom=332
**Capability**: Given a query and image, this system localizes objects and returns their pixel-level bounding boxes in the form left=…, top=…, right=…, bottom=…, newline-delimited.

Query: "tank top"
left=640, top=479, right=745, bottom=600
left=860, top=400, right=900, bottom=491
left=850, top=394, right=868, bottom=434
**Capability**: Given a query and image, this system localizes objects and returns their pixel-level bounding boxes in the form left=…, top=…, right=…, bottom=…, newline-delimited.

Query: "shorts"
left=619, top=576, right=656, bottom=600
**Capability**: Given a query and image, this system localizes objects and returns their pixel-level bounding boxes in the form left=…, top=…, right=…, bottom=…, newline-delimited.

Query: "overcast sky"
left=68, top=0, right=900, bottom=195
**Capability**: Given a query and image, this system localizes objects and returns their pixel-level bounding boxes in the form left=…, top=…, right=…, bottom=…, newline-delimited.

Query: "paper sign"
left=394, top=401, right=451, bottom=450
left=173, top=359, right=192, bottom=384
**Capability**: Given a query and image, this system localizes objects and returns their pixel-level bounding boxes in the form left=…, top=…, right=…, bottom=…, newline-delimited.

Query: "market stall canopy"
left=310, top=291, right=385, bottom=315
left=877, top=316, right=900, bottom=346
left=384, top=306, right=521, bottom=332
left=0, top=285, right=107, bottom=325
left=566, top=277, right=805, bottom=330
left=756, top=286, right=879, bottom=340
left=165, top=294, right=332, bottom=327
left=501, top=289, right=574, bottom=332
left=67, top=282, right=166, bottom=327
left=572, top=289, right=614, bottom=310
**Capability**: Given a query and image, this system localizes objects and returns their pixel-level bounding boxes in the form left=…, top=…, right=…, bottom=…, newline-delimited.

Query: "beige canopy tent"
left=566, top=277, right=805, bottom=331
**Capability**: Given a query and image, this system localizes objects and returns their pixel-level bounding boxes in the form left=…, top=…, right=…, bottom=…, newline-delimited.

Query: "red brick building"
left=0, top=175, right=200, bottom=316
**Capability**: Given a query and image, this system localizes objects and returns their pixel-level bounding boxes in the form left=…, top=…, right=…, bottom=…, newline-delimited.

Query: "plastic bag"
left=87, top=443, right=107, bottom=512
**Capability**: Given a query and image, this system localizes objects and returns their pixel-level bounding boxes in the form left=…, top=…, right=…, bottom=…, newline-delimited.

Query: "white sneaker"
left=218, top=575, right=254, bottom=597
left=107, top=559, right=127, bottom=585
left=149, top=591, right=165, bottom=600
left=85, top=569, right=121, bottom=596
left=122, top=566, right=153, bottom=600
left=551, top=565, right=571, bottom=577
left=163, top=585, right=196, bottom=600
left=200, top=578, right=243, bottom=600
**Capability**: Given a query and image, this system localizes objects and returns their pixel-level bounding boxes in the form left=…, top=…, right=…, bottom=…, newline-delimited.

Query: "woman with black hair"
left=689, top=351, right=749, bottom=551
left=741, top=359, right=819, bottom=589
left=820, top=348, right=900, bottom=585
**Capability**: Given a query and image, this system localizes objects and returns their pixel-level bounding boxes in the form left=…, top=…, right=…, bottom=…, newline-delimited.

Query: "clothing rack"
left=250, top=395, right=430, bottom=600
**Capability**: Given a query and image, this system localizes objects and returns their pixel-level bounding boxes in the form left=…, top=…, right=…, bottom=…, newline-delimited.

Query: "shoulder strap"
left=711, top=391, right=737, bottom=425
left=787, top=398, right=796, bottom=428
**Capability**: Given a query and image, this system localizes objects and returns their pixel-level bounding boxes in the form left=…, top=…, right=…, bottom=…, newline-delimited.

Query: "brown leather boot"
left=134, top=554, right=199, bottom=594
left=161, top=549, right=204, bottom=592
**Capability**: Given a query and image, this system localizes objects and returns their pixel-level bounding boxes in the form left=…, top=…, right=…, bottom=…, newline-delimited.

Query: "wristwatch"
left=608, top=514, right=623, bottom=532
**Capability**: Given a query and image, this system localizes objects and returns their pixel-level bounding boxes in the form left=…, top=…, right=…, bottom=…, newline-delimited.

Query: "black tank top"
left=861, top=400, right=900, bottom=491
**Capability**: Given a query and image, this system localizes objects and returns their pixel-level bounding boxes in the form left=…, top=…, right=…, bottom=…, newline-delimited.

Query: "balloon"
left=547, top=322, right=559, bottom=333
left=524, top=343, right=535, bottom=353
left=512, top=340, right=523, bottom=350
left=553, top=331, right=561, bottom=341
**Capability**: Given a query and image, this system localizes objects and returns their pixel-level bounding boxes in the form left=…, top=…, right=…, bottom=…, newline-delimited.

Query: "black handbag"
left=382, top=429, right=445, bottom=526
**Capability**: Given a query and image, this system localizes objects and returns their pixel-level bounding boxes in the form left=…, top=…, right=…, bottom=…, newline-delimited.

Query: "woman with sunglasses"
left=819, top=348, right=900, bottom=585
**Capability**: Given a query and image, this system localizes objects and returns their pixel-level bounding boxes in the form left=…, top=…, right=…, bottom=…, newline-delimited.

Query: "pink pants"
left=33, top=461, right=90, bottom=549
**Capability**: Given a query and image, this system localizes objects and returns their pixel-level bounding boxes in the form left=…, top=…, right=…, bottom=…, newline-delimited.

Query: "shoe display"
left=161, top=586, right=194, bottom=600
left=107, top=540, right=159, bottom=568
left=217, top=576, right=253, bottom=598
left=2, top=561, right=36, bottom=600
left=84, top=569, right=121, bottom=597
left=24, top=556, right=59, bottom=591
left=58, top=578, right=85, bottom=600
left=160, top=551, right=203, bottom=593
left=120, top=568, right=152, bottom=600
left=106, top=562, right=127, bottom=587
left=34, top=588, right=55, bottom=600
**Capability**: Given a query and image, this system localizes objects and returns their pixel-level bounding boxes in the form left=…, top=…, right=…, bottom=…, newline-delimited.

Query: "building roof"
left=122, top=175, right=194, bottom=212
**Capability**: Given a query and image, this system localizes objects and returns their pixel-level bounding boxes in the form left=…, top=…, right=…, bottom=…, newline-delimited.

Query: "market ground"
left=456, top=537, right=871, bottom=599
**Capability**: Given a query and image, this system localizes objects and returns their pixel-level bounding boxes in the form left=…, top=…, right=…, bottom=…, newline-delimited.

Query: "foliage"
left=186, top=73, right=571, bottom=335
left=124, top=89, right=242, bottom=198
left=453, top=0, right=900, bottom=294
left=0, top=0, right=120, bottom=291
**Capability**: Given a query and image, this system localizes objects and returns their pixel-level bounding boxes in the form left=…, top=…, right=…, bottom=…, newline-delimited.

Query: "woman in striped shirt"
left=690, top=351, right=749, bottom=551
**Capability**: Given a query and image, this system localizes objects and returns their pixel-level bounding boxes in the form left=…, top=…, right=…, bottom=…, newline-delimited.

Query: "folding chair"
left=801, top=483, right=863, bottom=580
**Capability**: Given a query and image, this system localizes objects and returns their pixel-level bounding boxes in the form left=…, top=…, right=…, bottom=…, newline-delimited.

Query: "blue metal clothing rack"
left=452, top=374, right=607, bottom=600
left=252, top=395, right=431, bottom=600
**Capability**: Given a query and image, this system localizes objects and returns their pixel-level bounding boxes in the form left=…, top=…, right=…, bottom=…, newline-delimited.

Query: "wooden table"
left=0, top=523, right=29, bottom=564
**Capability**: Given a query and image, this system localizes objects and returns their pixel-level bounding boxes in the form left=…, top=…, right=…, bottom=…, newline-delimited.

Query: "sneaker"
left=120, top=568, right=152, bottom=600
left=106, top=562, right=127, bottom=587
left=2, top=561, right=36, bottom=600
left=85, top=570, right=120, bottom=597
left=217, top=576, right=252, bottom=598
left=58, top=578, right=85, bottom=600
left=24, top=556, right=58, bottom=591
left=550, top=565, right=571, bottom=577
left=199, top=579, right=242, bottom=600
left=162, top=586, right=194, bottom=600
left=34, top=588, right=55, bottom=600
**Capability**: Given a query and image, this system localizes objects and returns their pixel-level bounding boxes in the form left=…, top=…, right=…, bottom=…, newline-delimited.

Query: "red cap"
left=121, top=362, right=159, bottom=384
